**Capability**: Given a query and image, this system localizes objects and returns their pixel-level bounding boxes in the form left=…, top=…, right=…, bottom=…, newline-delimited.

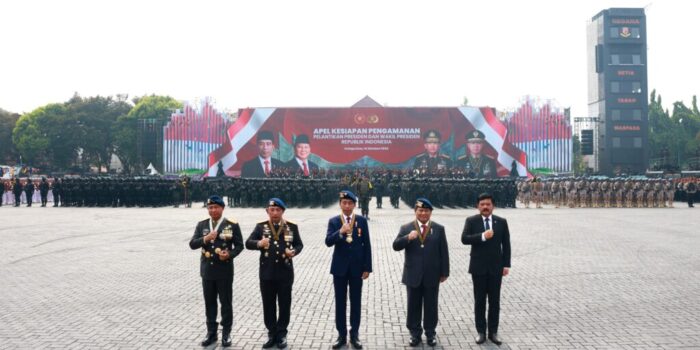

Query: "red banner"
left=207, top=107, right=529, bottom=177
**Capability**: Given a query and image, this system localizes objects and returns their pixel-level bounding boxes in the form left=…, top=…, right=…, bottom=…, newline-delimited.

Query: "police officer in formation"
left=393, top=198, right=449, bottom=347
left=325, top=190, right=373, bottom=349
left=245, top=198, right=304, bottom=349
left=39, top=177, right=50, bottom=207
left=188, top=196, right=244, bottom=347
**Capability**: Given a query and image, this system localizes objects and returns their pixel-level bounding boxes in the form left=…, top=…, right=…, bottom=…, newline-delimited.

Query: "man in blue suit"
left=325, top=190, right=373, bottom=349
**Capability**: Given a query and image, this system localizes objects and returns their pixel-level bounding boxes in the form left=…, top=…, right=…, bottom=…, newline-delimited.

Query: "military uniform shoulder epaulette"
left=440, top=154, right=451, bottom=159
left=458, top=155, right=467, bottom=160
left=225, top=218, right=238, bottom=224
left=285, top=220, right=296, bottom=225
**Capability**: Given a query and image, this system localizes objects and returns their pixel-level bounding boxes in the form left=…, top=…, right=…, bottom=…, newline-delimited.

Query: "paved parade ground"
left=1, top=200, right=699, bottom=349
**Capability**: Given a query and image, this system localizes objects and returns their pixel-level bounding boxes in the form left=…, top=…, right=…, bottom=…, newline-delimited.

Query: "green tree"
left=12, top=103, right=80, bottom=169
left=113, top=95, right=181, bottom=174
left=0, top=108, right=20, bottom=164
left=66, top=94, right=132, bottom=172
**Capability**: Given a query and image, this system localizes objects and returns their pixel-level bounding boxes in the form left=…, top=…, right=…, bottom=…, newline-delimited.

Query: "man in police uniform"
left=412, top=130, right=452, bottom=175
left=246, top=198, right=304, bottom=349
left=461, top=193, right=511, bottom=346
left=325, top=191, right=373, bottom=349
left=189, top=195, right=244, bottom=347
left=455, top=130, right=498, bottom=178
left=393, top=198, right=450, bottom=347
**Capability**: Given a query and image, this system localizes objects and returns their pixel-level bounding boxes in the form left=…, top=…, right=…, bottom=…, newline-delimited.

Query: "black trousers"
left=359, top=199, right=370, bottom=217
left=260, top=279, right=293, bottom=340
left=333, top=275, right=363, bottom=339
left=202, top=278, right=233, bottom=333
left=375, top=194, right=382, bottom=208
left=52, top=191, right=60, bottom=206
left=406, top=283, right=440, bottom=338
left=472, top=273, right=502, bottom=335
left=40, top=192, right=48, bottom=206
left=689, top=194, right=695, bottom=207
left=25, top=193, right=32, bottom=206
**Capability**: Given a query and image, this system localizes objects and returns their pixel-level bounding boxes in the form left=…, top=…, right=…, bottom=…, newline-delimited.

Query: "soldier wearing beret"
left=455, top=130, right=498, bottom=178
left=393, top=198, right=450, bottom=347
left=241, top=130, right=285, bottom=178
left=325, top=190, right=373, bottom=349
left=245, top=198, right=303, bottom=349
left=189, top=195, right=244, bottom=347
left=413, top=130, right=452, bottom=175
left=285, top=134, right=319, bottom=177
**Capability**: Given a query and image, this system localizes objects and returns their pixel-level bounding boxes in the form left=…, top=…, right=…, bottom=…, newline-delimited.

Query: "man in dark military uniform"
left=24, top=179, right=35, bottom=207
left=39, top=177, right=50, bottom=207
left=685, top=179, right=697, bottom=208
left=189, top=196, right=244, bottom=347
left=393, top=198, right=449, bottom=347
left=325, top=191, right=373, bottom=349
left=13, top=178, right=23, bottom=207
left=455, top=130, right=498, bottom=178
left=461, top=193, right=511, bottom=346
left=246, top=198, right=304, bottom=349
left=412, top=130, right=452, bottom=175
left=353, top=176, right=373, bottom=220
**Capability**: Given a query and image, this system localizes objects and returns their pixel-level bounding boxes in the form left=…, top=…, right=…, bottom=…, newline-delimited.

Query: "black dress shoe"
left=221, top=332, right=232, bottom=347
left=332, top=337, right=347, bottom=349
left=475, top=333, right=486, bottom=344
left=262, top=337, right=276, bottom=349
left=488, top=333, right=502, bottom=346
left=350, top=337, right=363, bottom=349
left=427, top=337, right=437, bottom=347
left=409, top=336, right=421, bottom=347
left=200, top=333, right=217, bottom=347
left=277, top=336, right=287, bottom=349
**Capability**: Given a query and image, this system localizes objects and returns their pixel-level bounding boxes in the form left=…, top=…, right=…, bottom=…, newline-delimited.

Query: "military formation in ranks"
left=516, top=177, right=700, bottom=208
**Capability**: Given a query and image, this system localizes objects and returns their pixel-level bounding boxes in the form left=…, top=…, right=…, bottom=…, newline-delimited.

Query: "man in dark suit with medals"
left=285, top=134, right=319, bottom=177
left=393, top=198, right=450, bottom=347
left=325, top=190, right=373, bottom=349
left=189, top=195, right=244, bottom=347
left=241, top=130, right=285, bottom=178
left=455, top=130, right=498, bottom=178
left=461, top=193, right=511, bottom=345
left=412, top=130, right=452, bottom=175
left=246, top=198, right=304, bottom=349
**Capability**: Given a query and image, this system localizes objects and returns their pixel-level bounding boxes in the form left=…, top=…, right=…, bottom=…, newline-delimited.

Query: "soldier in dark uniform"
left=39, top=177, right=50, bottom=207
left=245, top=198, right=304, bottom=349
left=393, top=198, right=449, bottom=347
left=325, top=191, right=373, bottom=349
left=353, top=176, right=373, bottom=220
left=373, top=175, right=385, bottom=209
left=454, top=130, right=498, bottom=178
left=24, top=179, right=35, bottom=207
left=189, top=196, right=244, bottom=347
left=412, top=130, right=452, bottom=175
left=13, top=178, right=23, bottom=207
left=686, top=179, right=697, bottom=208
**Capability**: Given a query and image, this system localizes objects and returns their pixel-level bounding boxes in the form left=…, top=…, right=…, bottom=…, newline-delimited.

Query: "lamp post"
left=678, top=118, right=683, bottom=170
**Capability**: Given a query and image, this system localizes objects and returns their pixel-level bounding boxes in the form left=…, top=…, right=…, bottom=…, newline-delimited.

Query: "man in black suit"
left=241, top=130, right=284, bottom=178
left=285, top=134, right=319, bottom=177
left=245, top=198, right=304, bottom=349
left=393, top=198, right=449, bottom=347
left=189, top=195, right=244, bottom=347
left=461, top=193, right=511, bottom=346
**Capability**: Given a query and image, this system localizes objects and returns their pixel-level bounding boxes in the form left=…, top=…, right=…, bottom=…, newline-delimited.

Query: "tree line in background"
left=0, top=94, right=181, bottom=174
left=2, top=90, right=699, bottom=175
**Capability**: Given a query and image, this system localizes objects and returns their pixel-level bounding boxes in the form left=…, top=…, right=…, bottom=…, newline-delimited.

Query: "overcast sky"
left=1, top=0, right=697, bottom=117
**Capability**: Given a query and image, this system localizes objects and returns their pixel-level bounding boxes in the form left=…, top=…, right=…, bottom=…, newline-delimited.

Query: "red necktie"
left=420, top=224, right=427, bottom=241
left=264, top=159, right=270, bottom=176
left=303, top=161, right=309, bottom=176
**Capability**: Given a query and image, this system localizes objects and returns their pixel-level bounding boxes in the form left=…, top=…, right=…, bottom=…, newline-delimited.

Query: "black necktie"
left=484, top=217, right=490, bottom=230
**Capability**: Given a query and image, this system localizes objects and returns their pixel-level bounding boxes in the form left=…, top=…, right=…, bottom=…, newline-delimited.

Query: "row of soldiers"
left=517, top=177, right=699, bottom=208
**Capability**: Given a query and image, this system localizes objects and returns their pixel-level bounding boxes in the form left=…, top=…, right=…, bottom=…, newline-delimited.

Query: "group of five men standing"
left=189, top=190, right=511, bottom=348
